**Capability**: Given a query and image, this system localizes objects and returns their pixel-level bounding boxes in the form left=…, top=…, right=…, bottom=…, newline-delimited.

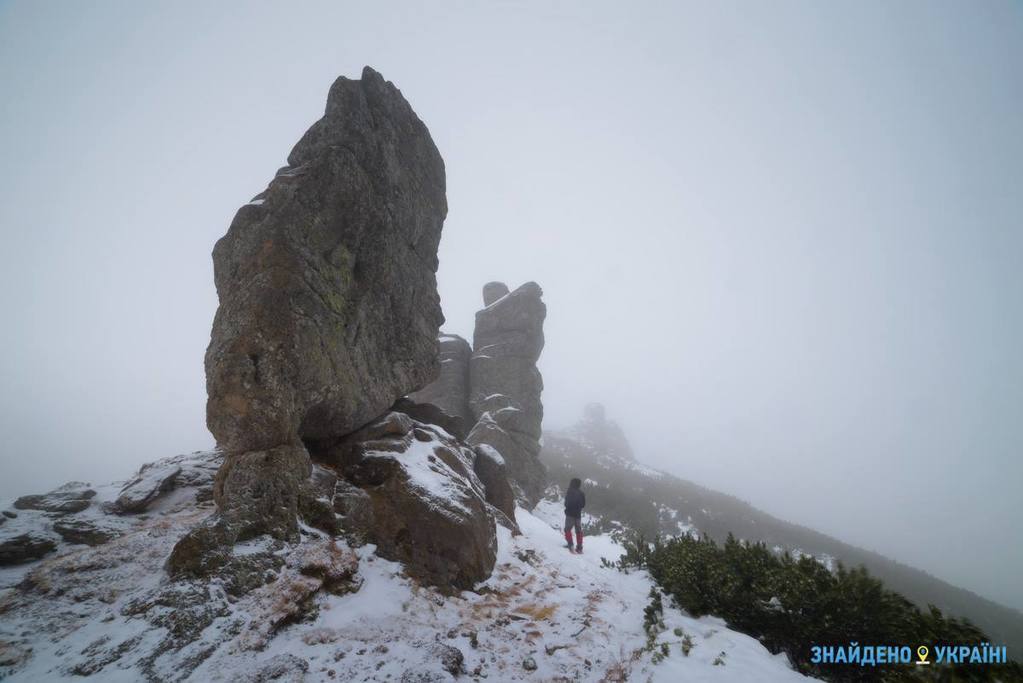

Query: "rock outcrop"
left=469, top=281, right=546, bottom=437
left=408, top=334, right=472, bottom=428
left=0, top=533, right=56, bottom=565
left=311, top=412, right=497, bottom=589
left=114, top=451, right=221, bottom=513
left=205, top=66, right=446, bottom=453
left=172, top=67, right=448, bottom=573
left=14, top=482, right=96, bottom=514
left=472, top=444, right=518, bottom=529
left=467, top=282, right=547, bottom=507
left=409, top=282, right=548, bottom=510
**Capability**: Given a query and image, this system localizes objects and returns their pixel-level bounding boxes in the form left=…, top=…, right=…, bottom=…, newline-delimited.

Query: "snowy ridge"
left=0, top=449, right=813, bottom=681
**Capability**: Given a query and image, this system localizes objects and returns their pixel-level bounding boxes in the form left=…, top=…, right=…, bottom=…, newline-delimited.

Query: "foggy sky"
left=1, top=1, right=1020, bottom=611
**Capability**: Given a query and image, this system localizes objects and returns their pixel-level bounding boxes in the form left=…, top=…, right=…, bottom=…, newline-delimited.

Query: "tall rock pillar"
left=168, top=67, right=447, bottom=575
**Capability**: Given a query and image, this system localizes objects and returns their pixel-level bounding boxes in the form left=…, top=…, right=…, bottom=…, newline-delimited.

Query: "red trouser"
left=564, top=515, right=582, bottom=548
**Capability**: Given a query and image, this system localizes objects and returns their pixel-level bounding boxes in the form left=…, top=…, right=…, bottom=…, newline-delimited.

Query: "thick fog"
left=1, top=2, right=1020, bottom=611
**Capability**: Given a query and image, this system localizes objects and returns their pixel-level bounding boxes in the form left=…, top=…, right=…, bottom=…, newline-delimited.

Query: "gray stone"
left=482, top=281, right=510, bottom=306
left=298, top=464, right=341, bottom=535
left=173, top=68, right=446, bottom=570
left=205, top=66, right=446, bottom=454
left=333, top=479, right=374, bottom=546
left=250, top=653, right=309, bottom=682
left=437, top=644, right=464, bottom=675
left=0, top=532, right=56, bottom=565
left=14, top=482, right=96, bottom=514
left=166, top=445, right=312, bottom=577
left=468, top=282, right=547, bottom=507
left=115, top=463, right=182, bottom=514
left=53, top=518, right=120, bottom=546
left=314, top=413, right=496, bottom=590
left=470, top=281, right=546, bottom=434
left=472, top=444, right=517, bottom=526
left=467, top=413, right=547, bottom=509
left=115, top=450, right=224, bottom=514
left=393, top=395, right=467, bottom=441
left=408, top=333, right=472, bottom=426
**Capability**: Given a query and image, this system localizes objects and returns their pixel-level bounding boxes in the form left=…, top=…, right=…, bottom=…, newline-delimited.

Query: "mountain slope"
left=541, top=412, right=1023, bottom=656
left=0, top=450, right=813, bottom=682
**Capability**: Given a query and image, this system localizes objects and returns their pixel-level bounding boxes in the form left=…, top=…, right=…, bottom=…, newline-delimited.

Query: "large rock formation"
left=469, top=281, right=545, bottom=437
left=412, top=282, right=548, bottom=510
left=206, top=66, right=446, bottom=452
left=466, top=282, right=547, bottom=507
left=170, top=67, right=448, bottom=575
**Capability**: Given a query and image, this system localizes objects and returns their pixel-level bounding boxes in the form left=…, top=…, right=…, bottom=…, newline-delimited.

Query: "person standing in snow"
left=564, top=478, right=586, bottom=553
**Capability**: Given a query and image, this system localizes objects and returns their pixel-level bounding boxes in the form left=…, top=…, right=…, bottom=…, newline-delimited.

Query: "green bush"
left=614, top=533, right=1022, bottom=682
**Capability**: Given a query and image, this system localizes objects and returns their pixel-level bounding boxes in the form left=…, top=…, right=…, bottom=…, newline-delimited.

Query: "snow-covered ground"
left=1, top=466, right=812, bottom=682
left=202, top=505, right=810, bottom=681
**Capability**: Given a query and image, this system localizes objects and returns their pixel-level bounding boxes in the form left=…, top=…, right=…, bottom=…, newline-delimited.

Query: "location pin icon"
left=917, top=646, right=929, bottom=663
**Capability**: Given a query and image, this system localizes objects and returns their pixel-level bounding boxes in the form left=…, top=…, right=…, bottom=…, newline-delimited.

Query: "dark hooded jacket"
left=565, top=486, right=585, bottom=518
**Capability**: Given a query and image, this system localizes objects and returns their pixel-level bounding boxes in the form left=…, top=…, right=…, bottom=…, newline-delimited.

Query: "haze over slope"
left=0, top=1, right=1020, bottom=611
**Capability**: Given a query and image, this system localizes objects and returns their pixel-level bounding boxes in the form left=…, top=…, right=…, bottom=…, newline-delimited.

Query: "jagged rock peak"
left=206, top=66, right=447, bottom=453
left=171, top=67, right=448, bottom=574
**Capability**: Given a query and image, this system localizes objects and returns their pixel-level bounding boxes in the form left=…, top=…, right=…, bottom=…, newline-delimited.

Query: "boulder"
left=205, top=66, right=446, bottom=454
left=437, top=644, right=465, bottom=675
left=14, top=482, right=96, bottom=515
left=472, top=444, right=517, bottom=525
left=467, top=413, right=547, bottom=509
left=392, top=396, right=467, bottom=441
left=115, top=463, right=182, bottom=514
left=314, top=413, right=496, bottom=590
left=52, top=518, right=120, bottom=546
left=408, top=334, right=472, bottom=426
left=0, top=532, right=56, bottom=565
left=115, top=450, right=223, bottom=513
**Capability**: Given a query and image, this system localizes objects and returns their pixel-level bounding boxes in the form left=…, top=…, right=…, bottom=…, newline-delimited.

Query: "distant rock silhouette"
left=577, top=402, right=635, bottom=462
